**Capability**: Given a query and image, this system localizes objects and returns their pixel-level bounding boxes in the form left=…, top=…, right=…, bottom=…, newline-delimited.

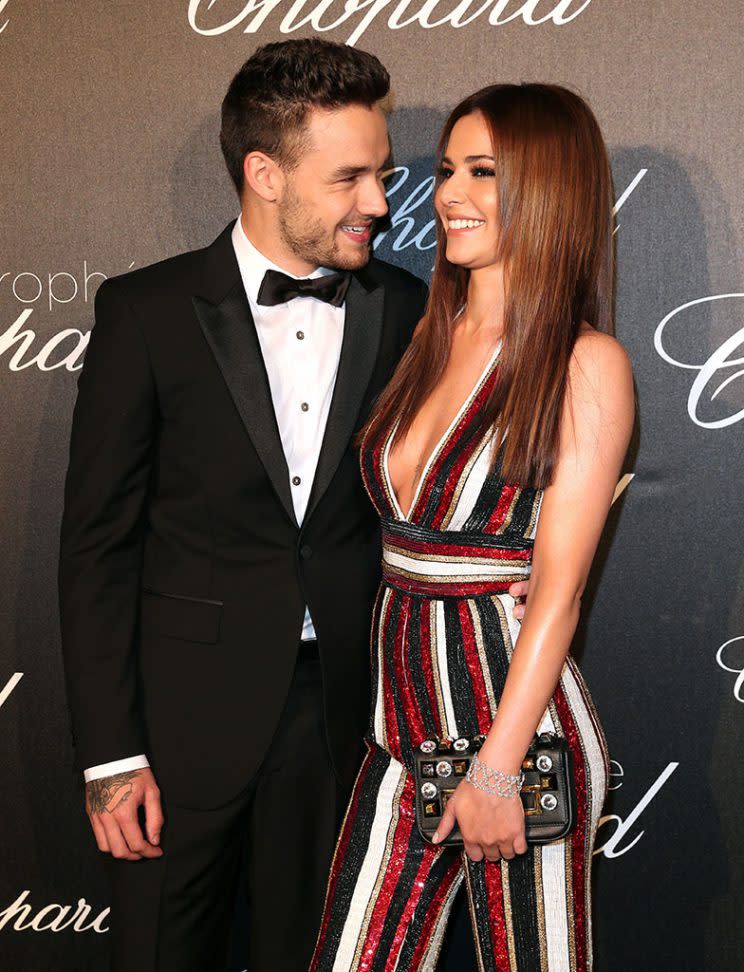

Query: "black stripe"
left=405, top=596, right=439, bottom=738
left=314, top=746, right=391, bottom=970
left=383, top=594, right=416, bottom=772
left=464, top=859, right=498, bottom=972
left=366, top=588, right=384, bottom=739
left=396, top=848, right=461, bottom=967
left=473, top=596, right=512, bottom=703
left=508, top=484, right=539, bottom=538
left=443, top=599, right=480, bottom=736
left=362, top=439, right=390, bottom=515
left=506, top=851, right=542, bottom=972
left=369, top=822, right=428, bottom=972
left=462, top=471, right=508, bottom=532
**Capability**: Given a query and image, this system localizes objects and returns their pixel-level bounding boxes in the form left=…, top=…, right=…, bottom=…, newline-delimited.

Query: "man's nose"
left=360, top=176, right=389, bottom=218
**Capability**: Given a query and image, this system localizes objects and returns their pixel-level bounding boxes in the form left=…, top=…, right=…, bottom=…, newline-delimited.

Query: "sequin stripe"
left=412, top=367, right=500, bottom=526
left=417, top=600, right=443, bottom=739
left=369, top=587, right=385, bottom=737
left=379, top=844, right=441, bottom=972
left=440, top=433, right=493, bottom=531
left=505, top=852, right=543, bottom=972
left=388, top=597, right=420, bottom=768
left=416, top=413, right=489, bottom=529
left=430, top=421, right=491, bottom=530
left=355, top=776, right=415, bottom=971
left=382, top=534, right=534, bottom=561
left=443, top=599, right=481, bottom=735
left=457, top=599, right=494, bottom=735
left=311, top=746, right=391, bottom=971
left=483, top=483, right=519, bottom=534
left=382, top=574, right=520, bottom=599
left=472, top=596, right=512, bottom=702
left=506, top=486, right=541, bottom=539
left=381, top=597, right=405, bottom=757
left=361, top=429, right=390, bottom=517
left=465, top=859, right=509, bottom=972
left=404, top=852, right=463, bottom=970
left=551, top=682, right=588, bottom=972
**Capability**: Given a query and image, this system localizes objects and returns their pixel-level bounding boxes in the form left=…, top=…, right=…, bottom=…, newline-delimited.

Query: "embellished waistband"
left=381, top=519, right=532, bottom=598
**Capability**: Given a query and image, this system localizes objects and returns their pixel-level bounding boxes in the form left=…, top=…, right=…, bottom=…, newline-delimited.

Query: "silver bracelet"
left=465, top=753, right=524, bottom=799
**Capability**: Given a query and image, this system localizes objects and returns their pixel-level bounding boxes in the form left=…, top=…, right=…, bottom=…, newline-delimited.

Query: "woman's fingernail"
left=432, top=832, right=441, bottom=844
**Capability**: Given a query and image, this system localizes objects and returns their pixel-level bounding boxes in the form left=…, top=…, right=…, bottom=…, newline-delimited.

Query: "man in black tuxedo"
left=59, top=38, right=528, bottom=972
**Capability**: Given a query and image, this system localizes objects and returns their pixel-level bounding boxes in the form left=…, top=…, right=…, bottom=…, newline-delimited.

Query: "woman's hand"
left=432, top=780, right=527, bottom=862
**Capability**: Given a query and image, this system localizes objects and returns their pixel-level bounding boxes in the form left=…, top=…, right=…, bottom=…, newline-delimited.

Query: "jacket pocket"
left=140, top=588, right=223, bottom=644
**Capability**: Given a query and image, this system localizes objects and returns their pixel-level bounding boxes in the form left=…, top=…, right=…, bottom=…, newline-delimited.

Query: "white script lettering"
left=188, top=0, right=595, bottom=46
left=594, top=762, right=679, bottom=858
left=654, top=293, right=744, bottom=429
left=0, top=310, right=89, bottom=371
left=0, top=891, right=109, bottom=933
left=715, top=636, right=744, bottom=703
left=0, top=0, right=10, bottom=33
left=0, top=672, right=23, bottom=709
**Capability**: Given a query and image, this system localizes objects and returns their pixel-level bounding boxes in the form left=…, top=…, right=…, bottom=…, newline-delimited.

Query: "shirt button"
left=296, top=331, right=305, bottom=340
left=292, top=476, right=301, bottom=486
left=301, top=402, right=309, bottom=412
left=300, top=545, right=313, bottom=559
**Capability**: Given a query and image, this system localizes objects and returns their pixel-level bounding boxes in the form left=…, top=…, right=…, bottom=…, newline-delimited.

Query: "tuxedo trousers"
left=104, top=640, right=350, bottom=972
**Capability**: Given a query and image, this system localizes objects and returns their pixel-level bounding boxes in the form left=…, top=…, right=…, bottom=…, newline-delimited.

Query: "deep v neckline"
left=383, top=341, right=502, bottom=522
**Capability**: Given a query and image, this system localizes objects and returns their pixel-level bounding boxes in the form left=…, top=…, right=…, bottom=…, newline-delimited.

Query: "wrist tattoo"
left=86, top=770, right=140, bottom=815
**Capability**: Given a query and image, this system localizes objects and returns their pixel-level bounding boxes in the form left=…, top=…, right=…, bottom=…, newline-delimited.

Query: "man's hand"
left=508, top=579, right=530, bottom=620
left=85, top=767, right=164, bottom=860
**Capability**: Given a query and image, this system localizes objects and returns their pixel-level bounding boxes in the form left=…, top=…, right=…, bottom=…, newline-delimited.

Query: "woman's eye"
left=437, top=166, right=454, bottom=179
left=472, top=166, right=496, bottom=178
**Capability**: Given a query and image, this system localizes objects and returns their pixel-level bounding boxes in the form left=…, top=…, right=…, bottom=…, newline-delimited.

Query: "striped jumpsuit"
left=310, top=348, right=609, bottom=972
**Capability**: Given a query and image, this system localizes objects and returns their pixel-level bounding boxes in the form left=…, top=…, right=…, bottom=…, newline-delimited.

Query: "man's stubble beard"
left=277, top=187, right=372, bottom=272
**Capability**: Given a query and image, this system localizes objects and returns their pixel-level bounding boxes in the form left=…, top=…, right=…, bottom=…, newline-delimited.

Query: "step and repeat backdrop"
left=1, top=2, right=743, bottom=970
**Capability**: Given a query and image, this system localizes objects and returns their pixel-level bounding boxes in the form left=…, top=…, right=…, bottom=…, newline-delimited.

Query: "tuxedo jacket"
left=59, top=222, right=428, bottom=809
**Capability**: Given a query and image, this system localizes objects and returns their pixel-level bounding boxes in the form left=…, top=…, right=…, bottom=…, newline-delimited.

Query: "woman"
left=310, top=84, right=634, bottom=971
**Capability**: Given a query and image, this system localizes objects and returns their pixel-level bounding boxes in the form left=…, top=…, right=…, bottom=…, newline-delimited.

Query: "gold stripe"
left=564, top=838, right=578, bottom=972
left=384, top=564, right=528, bottom=586
left=350, top=767, right=407, bottom=969
left=463, top=861, right=488, bottom=972
left=533, top=848, right=549, bottom=972
left=468, top=600, right=497, bottom=718
left=501, top=861, right=519, bottom=972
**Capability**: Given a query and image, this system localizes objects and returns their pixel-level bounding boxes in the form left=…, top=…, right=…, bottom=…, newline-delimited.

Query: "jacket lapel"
left=305, top=269, right=384, bottom=521
left=192, top=224, right=298, bottom=527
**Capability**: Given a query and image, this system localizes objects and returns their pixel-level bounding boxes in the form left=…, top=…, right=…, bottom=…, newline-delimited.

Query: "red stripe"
left=484, top=861, right=511, bottom=969
left=430, top=417, right=487, bottom=530
left=392, top=595, right=426, bottom=746
left=310, top=746, right=375, bottom=969
left=483, top=483, right=518, bottom=534
left=552, top=681, right=589, bottom=971
left=357, top=782, right=415, bottom=971
left=408, top=854, right=462, bottom=967
left=381, top=571, right=516, bottom=598
left=457, top=601, right=494, bottom=733
left=381, top=598, right=403, bottom=760
left=382, top=533, right=533, bottom=563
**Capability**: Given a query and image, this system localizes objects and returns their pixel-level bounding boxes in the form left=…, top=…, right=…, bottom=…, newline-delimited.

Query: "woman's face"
left=434, top=111, right=500, bottom=270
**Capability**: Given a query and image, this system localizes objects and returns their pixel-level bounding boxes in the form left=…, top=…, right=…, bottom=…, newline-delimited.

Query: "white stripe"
left=331, top=759, right=405, bottom=972
left=446, top=438, right=493, bottom=531
left=540, top=841, right=571, bottom=971
left=0, top=672, right=23, bottom=709
left=383, top=548, right=531, bottom=579
left=373, top=589, right=391, bottom=745
left=435, top=601, right=459, bottom=737
left=560, top=659, right=608, bottom=833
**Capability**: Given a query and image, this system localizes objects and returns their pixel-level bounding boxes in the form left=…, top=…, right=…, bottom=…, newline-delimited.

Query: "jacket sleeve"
left=58, top=277, right=156, bottom=772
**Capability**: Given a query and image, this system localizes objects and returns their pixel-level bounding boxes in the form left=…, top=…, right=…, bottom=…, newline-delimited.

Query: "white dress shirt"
left=84, top=217, right=346, bottom=782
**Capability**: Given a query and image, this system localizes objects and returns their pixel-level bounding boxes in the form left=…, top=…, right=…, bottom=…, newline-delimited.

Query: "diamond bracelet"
left=465, top=753, right=524, bottom=799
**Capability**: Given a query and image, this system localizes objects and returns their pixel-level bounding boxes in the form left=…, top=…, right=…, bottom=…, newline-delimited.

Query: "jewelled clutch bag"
left=413, top=732, right=576, bottom=847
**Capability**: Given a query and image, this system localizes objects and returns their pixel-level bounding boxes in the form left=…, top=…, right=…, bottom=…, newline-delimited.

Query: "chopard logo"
left=654, top=293, right=744, bottom=429
left=0, top=891, right=110, bottom=934
left=187, top=0, right=595, bottom=47
left=715, top=636, right=744, bottom=703
left=594, top=761, right=679, bottom=859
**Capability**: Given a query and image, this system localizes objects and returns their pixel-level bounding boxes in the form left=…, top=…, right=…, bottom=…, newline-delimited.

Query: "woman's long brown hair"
left=363, top=84, right=615, bottom=489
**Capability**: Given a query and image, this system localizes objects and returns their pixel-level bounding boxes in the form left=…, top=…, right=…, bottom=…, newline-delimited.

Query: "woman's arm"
left=434, top=328, right=635, bottom=860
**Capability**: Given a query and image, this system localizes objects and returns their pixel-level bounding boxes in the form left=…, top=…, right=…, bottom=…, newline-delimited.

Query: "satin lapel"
left=306, top=273, right=384, bottom=521
left=193, top=281, right=298, bottom=527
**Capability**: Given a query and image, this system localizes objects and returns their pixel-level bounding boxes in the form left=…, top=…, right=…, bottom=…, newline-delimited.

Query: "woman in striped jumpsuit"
left=310, top=84, right=634, bottom=972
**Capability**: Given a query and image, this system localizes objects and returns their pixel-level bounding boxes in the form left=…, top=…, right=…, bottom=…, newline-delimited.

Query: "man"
left=59, top=38, right=527, bottom=972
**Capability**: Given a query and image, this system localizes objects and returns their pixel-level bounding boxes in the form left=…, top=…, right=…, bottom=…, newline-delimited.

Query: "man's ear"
left=243, top=151, right=285, bottom=203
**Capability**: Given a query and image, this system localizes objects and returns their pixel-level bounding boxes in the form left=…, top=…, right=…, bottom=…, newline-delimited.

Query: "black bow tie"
left=256, top=268, right=351, bottom=308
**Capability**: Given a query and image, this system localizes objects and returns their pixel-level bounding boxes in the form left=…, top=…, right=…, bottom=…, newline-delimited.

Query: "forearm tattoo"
left=86, top=770, right=140, bottom=814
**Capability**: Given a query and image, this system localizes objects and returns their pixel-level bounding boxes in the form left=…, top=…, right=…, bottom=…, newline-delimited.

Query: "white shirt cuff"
left=83, top=754, right=150, bottom=782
